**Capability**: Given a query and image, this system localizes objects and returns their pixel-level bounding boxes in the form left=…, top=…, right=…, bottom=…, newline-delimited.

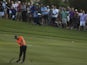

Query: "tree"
left=40, top=0, right=61, bottom=7
left=69, top=0, right=87, bottom=11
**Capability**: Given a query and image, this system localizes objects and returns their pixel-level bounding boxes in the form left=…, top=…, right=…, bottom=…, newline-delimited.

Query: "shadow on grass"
left=0, top=62, right=20, bottom=65
left=0, top=63, right=14, bottom=65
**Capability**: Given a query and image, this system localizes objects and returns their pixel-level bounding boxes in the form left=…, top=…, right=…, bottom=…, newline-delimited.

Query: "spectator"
left=85, top=14, right=87, bottom=30
left=0, top=2, right=4, bottom=18
left=79, top=10, right=86, bottom=30
left=11, top=7, right=16, bottom=20
left=40, top=4, right=49, bottom=25
left=69, top=8, right=75, bottom=29
left=16, top=1, right=22, bottom=21
left=21, top=2, right=27, bottom=22
left=73, top=9, right=80, bottom=29
left=51, top=5, right=59, bottom=27
left=6, top=1, right=12, bottom=19
left=33, top=7, right=41, bottom=25
left=60, top=8, right=68, bottom=28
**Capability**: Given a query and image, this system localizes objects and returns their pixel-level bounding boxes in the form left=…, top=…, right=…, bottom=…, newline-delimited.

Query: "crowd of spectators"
left=0, top=0, right=87, bottom=31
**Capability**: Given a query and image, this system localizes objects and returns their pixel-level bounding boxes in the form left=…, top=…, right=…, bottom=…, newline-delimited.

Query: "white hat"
left=18, top=1, right=21, bottom=4
left=75, top=9, right=78, bottom=11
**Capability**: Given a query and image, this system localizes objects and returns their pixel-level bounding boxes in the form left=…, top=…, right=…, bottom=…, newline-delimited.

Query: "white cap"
left=75, top=9, right=78, bottom=12
left=18, top=1, right=21, bottom=4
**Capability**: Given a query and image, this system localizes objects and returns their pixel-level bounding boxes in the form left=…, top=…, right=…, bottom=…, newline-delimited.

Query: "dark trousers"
left=51, top=17, right=57, bottom=27
left=22, top=11, right=27, bottom=22
left=33, top=17, right=41, bottom=25
left=18, top=46, right=27, bottom=62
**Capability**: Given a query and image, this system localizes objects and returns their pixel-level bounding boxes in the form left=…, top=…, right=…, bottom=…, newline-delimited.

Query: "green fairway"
left=0, top=19, right=87, bottom=65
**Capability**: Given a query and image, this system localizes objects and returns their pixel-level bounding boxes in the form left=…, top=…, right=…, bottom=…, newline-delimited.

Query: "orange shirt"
left=16, top=36, right=26, bottom=46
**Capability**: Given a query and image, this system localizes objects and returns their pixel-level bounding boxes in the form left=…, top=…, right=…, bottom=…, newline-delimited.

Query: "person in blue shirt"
left=0, top=3, right=4, bottom=18
left=11, top=7, right=16, bottom=20
left=33, top=7, right=41, bottom=25
left=41, top=4, right=49, bottom=25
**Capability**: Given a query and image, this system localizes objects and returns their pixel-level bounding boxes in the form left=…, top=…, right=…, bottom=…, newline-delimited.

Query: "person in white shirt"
left=79, top=10, right=86, bottom=30
left=51, top=5, right=59, bottom=26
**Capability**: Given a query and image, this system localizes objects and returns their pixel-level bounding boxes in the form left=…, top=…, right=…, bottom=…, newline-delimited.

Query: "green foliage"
left=40, top=0, right=61, bottom=7
left=69, top=0, right=87, bottom=10
left=40, top=0, right=69, bottom=7
left=59, top=1, right=69, bottom=7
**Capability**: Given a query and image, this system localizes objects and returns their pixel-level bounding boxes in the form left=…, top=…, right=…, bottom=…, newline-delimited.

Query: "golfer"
left=14, top=35, right=27, bottom=63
